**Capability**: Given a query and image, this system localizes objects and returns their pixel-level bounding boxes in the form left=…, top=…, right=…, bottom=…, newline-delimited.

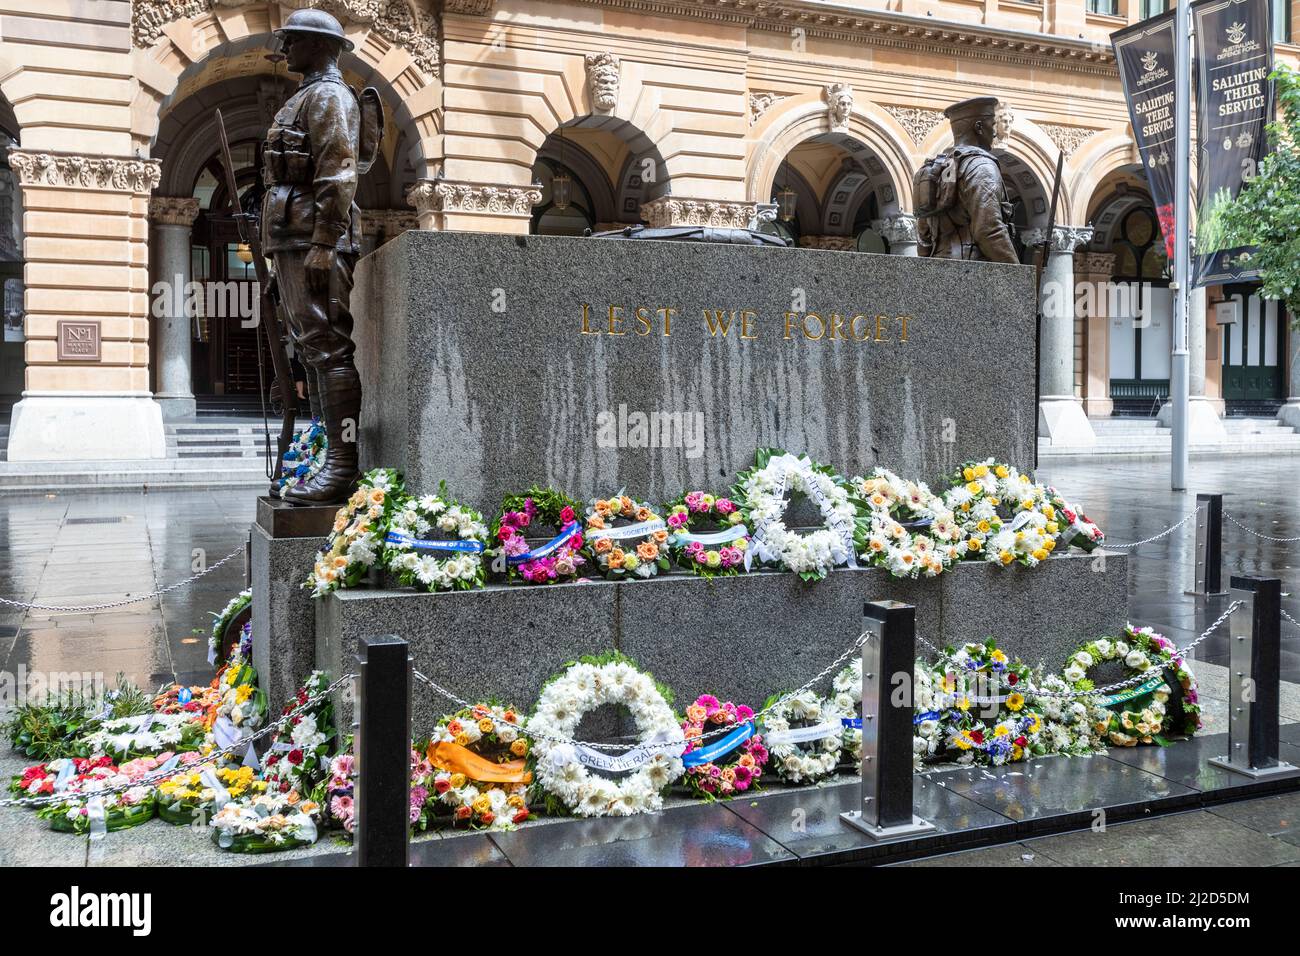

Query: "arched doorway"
left=993, top=150, right=1052, bottom=264
left=761, top=131, right=902, bottom=251
left=0, top=97, right=22, bottom=404
left=530, top=118, right=669, bottom=236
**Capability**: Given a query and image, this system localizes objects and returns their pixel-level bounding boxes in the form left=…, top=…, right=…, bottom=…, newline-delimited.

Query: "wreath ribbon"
left=670, top=525, right=750, bottom=548
left=385, top=532, right=485, bottom=554
left=547, top=729, right=685, bottom=773
left=585, top=518, right=666, bottom=541
left=506, top=521, right=582, bottom=565
left=682, top=722, right=755, bottom=767
left=426, top=741, right=532, bottom=785
left=761, top=720, right=842, bottom=746
left=1097, top=675, right=1166, bottom=708
left=841, top=717, right=863, bottom=729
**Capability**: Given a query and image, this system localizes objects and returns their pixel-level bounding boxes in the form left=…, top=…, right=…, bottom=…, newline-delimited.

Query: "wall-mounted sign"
left=57, top=320, right=101, bottom=362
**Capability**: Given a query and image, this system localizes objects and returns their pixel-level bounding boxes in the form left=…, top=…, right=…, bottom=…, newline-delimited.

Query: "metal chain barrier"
left=1284, top=609, right=1300, bottom=631
left=0, top=672, right=355, bottom=810
left=0, top=544, right=246, bottom=614
left=1104, top=503, right=1204, bottom=550
left=1223, top=512, right=1300, bottom=544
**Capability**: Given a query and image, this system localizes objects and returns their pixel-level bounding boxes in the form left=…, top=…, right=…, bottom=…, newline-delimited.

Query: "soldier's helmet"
left=274, top=8, right=354, bottom=52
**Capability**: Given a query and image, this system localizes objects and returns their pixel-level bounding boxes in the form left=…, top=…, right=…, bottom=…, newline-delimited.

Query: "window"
left=1088, top=0, right=1119, bottom=15
left=1273, top=0, right=1291, bottom=43
left=1140, top=0, right=1168, bottom=19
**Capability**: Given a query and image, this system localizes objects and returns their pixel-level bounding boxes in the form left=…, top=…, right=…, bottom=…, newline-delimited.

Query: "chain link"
left=0, top=672, right=355, bottom=810
left=0, top=544, right=246, bottom=613
left=1284, top=609, right=1300, bottom=631
left=1223, top=512, right=1300, bottom=544
left=1104, top=504, right=1203, bottom=550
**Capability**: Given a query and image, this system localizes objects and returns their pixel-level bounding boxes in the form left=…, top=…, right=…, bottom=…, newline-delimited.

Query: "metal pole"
left=355, top=634, right=413, bottom=866
left=1209, top=577, right=1298, bottom=779
left=1185, top=493, right=1225, bottom=596
left=1170, top=0, right=1192, bottom=491
left=841, top=600, right=935, bottom=841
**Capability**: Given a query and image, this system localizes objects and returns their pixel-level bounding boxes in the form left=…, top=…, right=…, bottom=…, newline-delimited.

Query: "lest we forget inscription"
left=353, top=231, right=1037, bottom=511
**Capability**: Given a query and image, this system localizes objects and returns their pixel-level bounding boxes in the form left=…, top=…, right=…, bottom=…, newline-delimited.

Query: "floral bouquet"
left=18, top=756, right=157, bottom=834
left=262, top=671, right=336, bottom=797
left=733, top=449, right=868, bottom=582
left=1044, top=486, right=1105, bottom=552
left=211, top=791, right=320, bottom=853
left=855, top=467, right=967, bottom=578
left=385, top=484, right=489, bottom=592
left=664, top=491, right=751, bottom=577
left=584, top=493, right=671, bottom=579
left=276, top=418, right=327, bottom=499
left=928, top=640, right=1045, bottom=767
left=760, top=691, right=843, bottom=784
left=490, top=486, right=587, bottom=585
left=152, top=682, right=222, bottom=724
left=679, top=695, right=767, bottom=799
left=1027, top=673, right=1110, bottom=756
left=77, top=711, right=205, bottom=762
left=156, top=760, right=266, bottom=826
left=831, top=659, right=864, bottom=763
left=943, top=459, right=1059, bottom=567
left=207, top=588, right=251, bottom=666
left=214, top=651, right=267, bottom=739
left=306, top=468, right=404, bottom=596
left=424, top=703, right=532, bottom=830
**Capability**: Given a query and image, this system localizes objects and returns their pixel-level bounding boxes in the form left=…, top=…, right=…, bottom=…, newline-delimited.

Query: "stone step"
left=0, top=457, right=271, bottom=493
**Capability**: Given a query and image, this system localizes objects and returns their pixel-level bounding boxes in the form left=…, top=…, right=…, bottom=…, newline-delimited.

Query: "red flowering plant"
left=261, top=671, right=336, bottom=798
left=679, top=695, right=768, bottom=799
left=489, top=486, right=587, bottom=584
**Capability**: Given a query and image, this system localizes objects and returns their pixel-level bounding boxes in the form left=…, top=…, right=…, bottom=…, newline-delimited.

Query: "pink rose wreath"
left=664, top=491, right=752, bottom=577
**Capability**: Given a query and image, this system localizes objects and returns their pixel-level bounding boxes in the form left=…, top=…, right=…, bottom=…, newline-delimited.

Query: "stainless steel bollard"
left=1185, top=493, right=1226, bottom=597
left=355, top=634, right=414, bottom=866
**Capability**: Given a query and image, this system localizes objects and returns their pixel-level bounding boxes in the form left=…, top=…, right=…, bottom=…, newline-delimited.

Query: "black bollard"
left=841, top=600, right=935, bottom=841
left=355, top=634, right=413, bottom=865
left=1209, top=577, right=1298, bottom=779
left=1186, top=493, right=1225, bottom=597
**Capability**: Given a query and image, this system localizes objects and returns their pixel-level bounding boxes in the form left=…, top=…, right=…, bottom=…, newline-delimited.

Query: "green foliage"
left=1, top=673, right=149, bottom=760
left=1219, top=64, right=1300, bottom=328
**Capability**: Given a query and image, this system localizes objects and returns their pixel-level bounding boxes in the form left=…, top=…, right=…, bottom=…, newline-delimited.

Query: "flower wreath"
left=78, top=711, right=205, bottom=762
left=912, top=663, right=959, bottom=770
left=760, top=691, right=843, bottom=784
left=385, top=485, right=490, bottom=592
left=261, top=671, right=336, bottom=796
left=734, top=449, right=867, bottom=582
left=1026, top=674, right=1110, bottom=756
left=211, top=791, right=321, bottom=853
left=306, top=468, right=404, bottom=597
left=929, top=641, right=1044, bottom=767
left=423, top=703, right=533, bottom=829
left=17, top=756, right=157, bottom=834
left=208, top=588, right=251, bottom=666
left=831, top=660, right=864, bottom=764
left=491, top=486, right=587, bottom=585
left=1044, top=486, right=1105, bottom=552
left=156, top=760, right=266, bottom=826
left=664, top=491, right=751, bottom=577
left=211, top=650, right=267, bottom=748
left=276, top=417, right=327, bottom=499
left=1061, top=625, right=1201, bottom=746
left=942, top=459, right=1058, bottom=567
left=584, top=493, right=671, bottom=579
left=528, top=655, right=684, bottom=817
left=855, top=468, right=967, bottom=579
left=679, top=695, right=768, bottom=799
left=319, top=740, right=436, bottom=834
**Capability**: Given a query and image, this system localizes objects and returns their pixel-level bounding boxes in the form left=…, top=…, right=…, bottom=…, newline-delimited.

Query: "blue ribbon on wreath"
left=506, top=521, right=582, bottom=564
left=841, top=717, right=862, bottom=729
left=913, top=710, right=943, bottom=724
left=385, top=532, right=485, bottom=554
left=682, top=721, right=756, bottom=767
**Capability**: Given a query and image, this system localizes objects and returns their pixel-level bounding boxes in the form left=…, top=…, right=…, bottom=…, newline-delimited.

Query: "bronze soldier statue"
left=263, top=9, right=378, bottom=505
left=914, top=96, right=1019, bottom=264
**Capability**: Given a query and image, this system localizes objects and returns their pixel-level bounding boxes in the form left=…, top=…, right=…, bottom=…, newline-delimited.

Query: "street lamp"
left=776, top=157, right=796, bottom=222
left=552, top=125, right=572, bottom=211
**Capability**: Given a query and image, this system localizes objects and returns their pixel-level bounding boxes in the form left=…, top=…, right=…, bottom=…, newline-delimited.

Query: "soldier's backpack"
left=912, top=150, right=962, bottom=220
left=356, top=87, right=384, bottom=175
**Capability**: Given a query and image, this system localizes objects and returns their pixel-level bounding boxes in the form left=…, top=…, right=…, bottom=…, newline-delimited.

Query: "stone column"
left=149, top=197, right=199, bottom=421
left=640, top=197, right=760, bottom=229
left=405, top=180, right=541, bottom=234
left=5, top=151, right=166, bottom=461
left=1024, top=225, right=1096, bottom=445
left=876, top=214, right=919, bottom=256
left=1278, top=320, right=1300, bottom=430
left=1074, top=251, right=1115, bottom=418
left=1157, top=285, right=1227, bottom=439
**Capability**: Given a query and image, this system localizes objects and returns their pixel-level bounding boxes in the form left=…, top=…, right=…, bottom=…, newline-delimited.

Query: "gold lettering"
left=659, top=307, right=675, bottom=336
left=607, top=305, right=626, bottom=335
left=828, top=313, right=846, bottom=341
left=803, top=311, right=826, bottom=340
left=874, top=314, right=888, bottom=342
left=635, top=306, right=654, bottom=335
left=581, top=303, right=598, bottom=335
left=899, top=314, right=910, bottom=342
left=850, top=313, right=871, bottom=341
left=783, top=312, right=799, bottom=340
left=740, top=309, right=758, bottom=340
left=704, top=309, right=735, bottom=337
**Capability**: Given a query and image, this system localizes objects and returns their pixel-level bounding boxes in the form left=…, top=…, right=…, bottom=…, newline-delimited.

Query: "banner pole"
left=1171, top=0, right=1192, bottom=492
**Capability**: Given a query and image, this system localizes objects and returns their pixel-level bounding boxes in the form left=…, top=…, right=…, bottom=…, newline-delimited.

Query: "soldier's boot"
left=307, top=366, right=324, bottom=423
left=284, top=363, right=361, bottom=506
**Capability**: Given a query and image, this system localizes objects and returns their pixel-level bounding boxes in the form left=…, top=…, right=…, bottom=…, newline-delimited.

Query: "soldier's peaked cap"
left=943, top=96, right=1000, bottom=122
left=274, top=9, right=354, bottom=52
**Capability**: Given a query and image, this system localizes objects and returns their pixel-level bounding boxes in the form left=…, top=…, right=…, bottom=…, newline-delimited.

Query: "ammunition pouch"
left=263, top=127, right=314, bottom=186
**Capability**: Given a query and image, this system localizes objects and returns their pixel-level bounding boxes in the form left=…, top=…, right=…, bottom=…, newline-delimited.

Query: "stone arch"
left=130, top=1, right=440, bottom=179
left=747, top=95, right=915, bottom=214
left=1071, top=129, right=1143, bottom=225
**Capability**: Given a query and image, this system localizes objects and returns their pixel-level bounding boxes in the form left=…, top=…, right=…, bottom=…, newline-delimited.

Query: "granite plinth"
left=251, top=499, right=330, bottom=711
left=353, top=231, right=1037, bottom=509
left=315, top=551, right=1127, bottom=736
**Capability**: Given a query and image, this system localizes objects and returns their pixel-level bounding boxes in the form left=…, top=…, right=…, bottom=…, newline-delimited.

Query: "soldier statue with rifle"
left=222, top=8, right=382, bottom=506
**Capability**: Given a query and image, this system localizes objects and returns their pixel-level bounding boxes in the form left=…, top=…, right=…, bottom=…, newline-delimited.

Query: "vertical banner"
left=1112, top=13, right=1181, bottom=260
left=1192, top=0, right=1274, bottom=286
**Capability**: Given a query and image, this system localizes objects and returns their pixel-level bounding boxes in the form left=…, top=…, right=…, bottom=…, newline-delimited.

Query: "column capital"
left=148, top=196, right=201, bottom=227
left=7, top=150, right=161, bottom=194
left=797, top=235, right=856, bottom=251
left=1074, top=250, right=1116, bottom=278
left=640, top=197, right=758, bottom=229
left=405, top=179, right=542, bottom=231
left=359, top=208, right=419, bottom=238
left=1022, top=225, right=1094, bottom=254
left=875, top=214, right=918, bottom=244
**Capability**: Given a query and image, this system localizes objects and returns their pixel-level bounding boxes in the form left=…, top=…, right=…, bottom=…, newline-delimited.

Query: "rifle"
left=215, top=108, right=296, bottom=486
left=1033, top=150, right=1066, bottom=471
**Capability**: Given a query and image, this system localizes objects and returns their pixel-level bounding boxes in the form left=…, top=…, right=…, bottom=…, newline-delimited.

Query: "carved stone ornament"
left=883, top=106, right=946, bottom=146
left=1022, top=225, right=1095, bottom=254
left=1040, top=123, right=1100, bottom=157
left=825, top=82, right=854, bottom=132
left=406, top=180, right=542, bottom=217
left=131, top=0, right=441, bottom=77
left=640, top=197, right=759, bottom=229
left=798, top=235, right=856, bottom=251
left=149, top=196, right=202, bottom=226
left=994, top=103, right=1016, bottom=146
left=875, top=214, right=918, bottom=245
left=8, top=151, right=162, bottom=193
left=585, top=52, right=622, bottom=113
left=748, top=91, right=788, bottom=125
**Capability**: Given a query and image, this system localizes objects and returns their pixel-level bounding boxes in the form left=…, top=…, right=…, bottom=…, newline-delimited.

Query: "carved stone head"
left=585, top=53, right=621, bottom=113
left=994, top=103, right=1016, bottom=145
left=826, top=83, right=854, bottom=131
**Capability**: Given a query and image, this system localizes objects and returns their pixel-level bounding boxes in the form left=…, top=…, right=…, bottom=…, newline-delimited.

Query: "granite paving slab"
left=1206, top=790, right=1300, bottom=843
left=891, top=841, right=1061, bottom=867
left=1105, top=731, right=1300, bottom=801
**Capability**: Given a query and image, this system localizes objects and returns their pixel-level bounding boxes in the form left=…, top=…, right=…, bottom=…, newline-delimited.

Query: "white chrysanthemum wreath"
left=528, top=655, right=685, bottom=818
left=760, top=690, right=843, bottom=784
left=831, top=659, right=863, bottom=764
left=733, top=449, right=866, bottom=582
